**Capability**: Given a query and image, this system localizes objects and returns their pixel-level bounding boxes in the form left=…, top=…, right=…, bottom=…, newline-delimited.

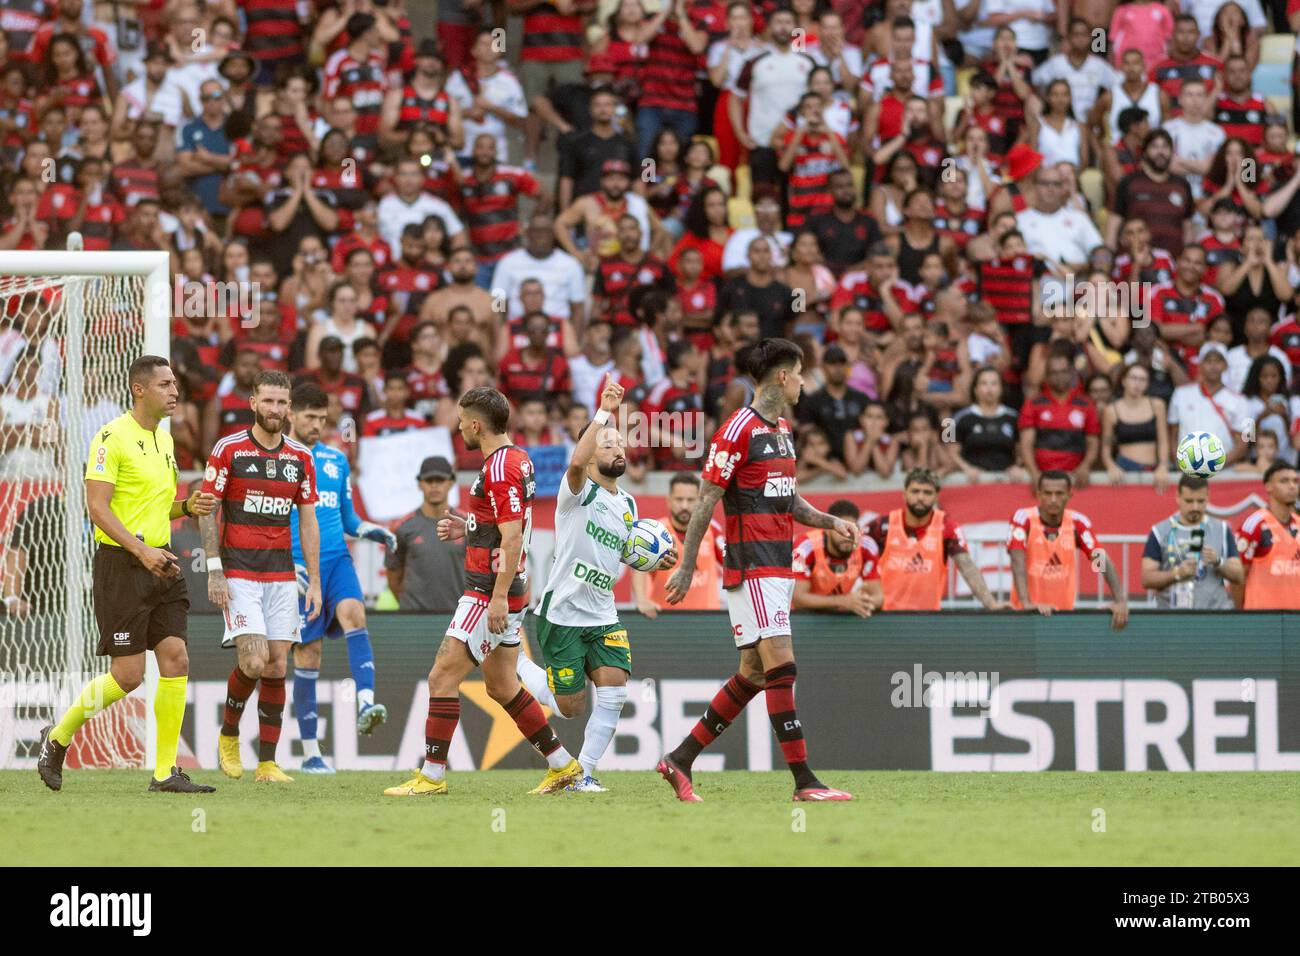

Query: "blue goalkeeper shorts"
left=299, top=551, right=364, bottom=644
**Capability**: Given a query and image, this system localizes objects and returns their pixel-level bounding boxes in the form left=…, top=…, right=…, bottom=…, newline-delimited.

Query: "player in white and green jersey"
left=515, top=376, right=677, bottom=792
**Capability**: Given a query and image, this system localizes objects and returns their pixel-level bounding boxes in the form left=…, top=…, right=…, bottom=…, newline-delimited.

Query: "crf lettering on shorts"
left=585, top=520, right=624, bottom=552
left=573, top=560, right=615, bottom=590
left=243, top=492, right=293, bottom=516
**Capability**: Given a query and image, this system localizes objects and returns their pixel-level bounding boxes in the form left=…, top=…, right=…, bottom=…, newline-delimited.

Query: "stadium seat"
left=728, top=197, right=755, bottom=229
left=1079, top=168, right=1105, bottom=215
left=734, top=164, right=752, bottom=201
left=1254, top=63, right=1291, bottom=98
left=1261, top=34, right=1295, bottom=65
left=955, top=67, right=974, bottom=98
left=944, top=96, right=963, bottom=131
left=708, top=164, right=733, bottom=196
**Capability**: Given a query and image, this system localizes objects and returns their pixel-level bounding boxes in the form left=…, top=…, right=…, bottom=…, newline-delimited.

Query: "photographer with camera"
left=1141, top=474, right=1243, bottom=609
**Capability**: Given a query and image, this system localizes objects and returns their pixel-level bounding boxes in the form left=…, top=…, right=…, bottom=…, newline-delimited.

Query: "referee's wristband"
left=206, top=557, right=223, bottom=572
left=180, top=498, right=192, bottom=518
left=593, top=409, right=611, bottom=426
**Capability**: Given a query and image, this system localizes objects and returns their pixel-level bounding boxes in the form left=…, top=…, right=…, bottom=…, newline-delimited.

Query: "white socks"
left=358, top=688, right=375, bottom=708
left=301, top=738, right=321, bottom=760
left=421, top=760, right=446, bottom=781
left=516, top=654, right=564, bottom=715
left=580, top=685, right=628, bottom=778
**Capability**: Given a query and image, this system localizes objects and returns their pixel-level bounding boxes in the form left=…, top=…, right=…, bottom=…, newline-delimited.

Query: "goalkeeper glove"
left=356, top=521, right=398, bottom=550
left=295, top=563, right=309, bottom=597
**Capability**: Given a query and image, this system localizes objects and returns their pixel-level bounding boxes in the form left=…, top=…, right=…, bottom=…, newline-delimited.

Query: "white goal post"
left=0, top=236, right=170, bottom=769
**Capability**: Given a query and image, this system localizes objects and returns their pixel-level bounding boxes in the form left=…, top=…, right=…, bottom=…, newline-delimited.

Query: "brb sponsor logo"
left=317, top=490, right=340, bottom=509
left=49, top=886, right=151, bottom=936
left=764, top=476, right=796, bottom=497
left=243, top=492, right=293, bottom=516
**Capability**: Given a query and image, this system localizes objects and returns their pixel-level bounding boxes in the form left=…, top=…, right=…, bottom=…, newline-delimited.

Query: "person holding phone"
left=1141, top=474, right=1243, bottom=609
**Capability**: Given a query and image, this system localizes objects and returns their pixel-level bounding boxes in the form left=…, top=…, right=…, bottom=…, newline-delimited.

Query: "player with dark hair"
left=657, top=338, right=857, bottom=802
left=201, top=369, right=322, bottom=783
left=383, top=386, right=582, bottom=796
left=287, top=383, right=399, bottom=773
left=38, top=356, right=218, bottom=793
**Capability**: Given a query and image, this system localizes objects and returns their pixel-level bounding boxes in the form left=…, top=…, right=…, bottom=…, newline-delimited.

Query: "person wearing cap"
left=113, top=42, right=184, bottom=140
left=379, top=37, right=464, bottom=154
left=863, top=468, right=1009, bottom=612
left=987, top=143, right=1042, bottom=220
left=794, top=344, right=870, bottom=464
left=385, top=456, right=466, bottom=612
left=445, top=29, right=528, bottom=165
left=217, top=48, right=257, bottom=120
left=554, top=158, right=664, bottom=271
left=1167, top=340, right=1251, bottom=468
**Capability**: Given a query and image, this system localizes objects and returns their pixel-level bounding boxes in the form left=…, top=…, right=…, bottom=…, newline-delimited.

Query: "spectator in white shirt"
left=376, top=158, right=467, bottom=259
left=722, top=195, right=793, bottom=275
left=444, top=30, right=528, bottom=164
left=1164, top=79, right=1225, bottom=200
left=1167, top=342, right=1251, bottom=465
left=491, top=214, right=587, bottom=326
left=1016, top=166, right=1104, bottom=271
left=1031, top=18, right=1119, bottom=123
left=979, top=0, right=1057, bottom=62
left=1182, top=0, right=1268, bottom=40
left=1227, top=308, right=1293, bottom=394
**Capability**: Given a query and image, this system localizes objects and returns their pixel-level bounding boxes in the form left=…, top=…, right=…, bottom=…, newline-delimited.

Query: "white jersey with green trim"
left=537, top=475, right=637, bottom=627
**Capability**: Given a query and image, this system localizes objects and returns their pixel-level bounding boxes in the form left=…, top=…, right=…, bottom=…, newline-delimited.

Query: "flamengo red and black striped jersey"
left=464, top=445, right=536, bottom=611
left=702, top=407, right=796, bottom=588
left=460, top=166, right=542, bottom=262
left=201, top=430, right=318, bottom=582
left=323, top=49, right=387, bottom=139
left=977, top=255, right=1045, bottom=326
left=242, top=0, right=304, bottom=63
left=521, top=0, right=596, bottom=62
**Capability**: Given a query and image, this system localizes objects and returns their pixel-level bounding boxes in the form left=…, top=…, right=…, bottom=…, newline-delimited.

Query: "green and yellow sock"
left=153, top=676, right=187, bottom=782
left=51, top=673, right=127, bottom=747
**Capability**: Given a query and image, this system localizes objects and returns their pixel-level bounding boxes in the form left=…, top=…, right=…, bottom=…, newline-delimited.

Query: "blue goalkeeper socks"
left=294, top=667, right=319, bottom=748
left=345, top=628, right=376, bottom=708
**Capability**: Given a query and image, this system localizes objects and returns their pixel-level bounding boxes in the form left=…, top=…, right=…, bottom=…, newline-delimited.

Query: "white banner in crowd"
left=355, top=427, right=459, bottom=522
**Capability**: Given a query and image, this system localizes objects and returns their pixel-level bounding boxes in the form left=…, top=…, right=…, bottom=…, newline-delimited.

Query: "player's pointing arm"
left=566, top=373, right=624, bottom=495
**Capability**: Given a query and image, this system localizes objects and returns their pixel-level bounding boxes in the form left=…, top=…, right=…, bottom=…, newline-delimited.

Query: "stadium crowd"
left=2, top=0, right=1300, bottom=616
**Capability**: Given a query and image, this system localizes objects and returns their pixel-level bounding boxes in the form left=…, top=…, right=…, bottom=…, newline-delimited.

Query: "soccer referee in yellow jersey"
left=37, top=355, right=218, bottom=793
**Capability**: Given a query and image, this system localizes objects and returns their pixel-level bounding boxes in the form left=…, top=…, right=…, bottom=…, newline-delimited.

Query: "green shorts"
left=535, top=593, right=631, bottom=696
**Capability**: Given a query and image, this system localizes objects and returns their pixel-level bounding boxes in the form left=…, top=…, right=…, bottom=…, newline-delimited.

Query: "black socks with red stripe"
left=764, top=662, right=821, bottom=790
left=669, top=672, right=761, bottom=776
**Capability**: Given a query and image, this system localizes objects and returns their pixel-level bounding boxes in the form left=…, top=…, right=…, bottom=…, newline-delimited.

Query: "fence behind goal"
left=0, top=238, right=169, bottom=769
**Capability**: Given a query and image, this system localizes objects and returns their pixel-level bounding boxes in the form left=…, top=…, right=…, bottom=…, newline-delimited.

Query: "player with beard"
left=514, top=376, right=677, bottom=791
left=201, top=371, right=323, bottom=783
left=657, top=338, right=857, bottom=802
left=384, top=386, right=582, bottom=796
left=863, top=468, right=1008, bottom=612
left=633, top=472, right=725, bottom=616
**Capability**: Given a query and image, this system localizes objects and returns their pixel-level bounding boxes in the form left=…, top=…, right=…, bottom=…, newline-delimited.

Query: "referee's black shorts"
left=92, top=545, right=189, bottom=657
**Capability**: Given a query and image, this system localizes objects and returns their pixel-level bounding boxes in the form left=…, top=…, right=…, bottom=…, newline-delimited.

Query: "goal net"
left=0, top=238, right=169, bottom=769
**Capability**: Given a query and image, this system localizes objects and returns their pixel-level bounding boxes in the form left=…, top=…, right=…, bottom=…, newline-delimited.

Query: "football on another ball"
left=1176, top=431, right=1227, bottom=477
left=621, top=518, right=676, bottom=572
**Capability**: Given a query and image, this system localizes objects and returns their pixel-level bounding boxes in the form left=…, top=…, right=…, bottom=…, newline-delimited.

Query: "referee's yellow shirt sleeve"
left=85, top=430, right=121, bottom=484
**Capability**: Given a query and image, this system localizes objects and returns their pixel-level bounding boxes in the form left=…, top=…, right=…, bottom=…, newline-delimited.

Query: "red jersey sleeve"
left=1237, top=512, right=1271, bottom=565
left=942, top=517, right=969, bottom=558
left=1072, top=511, right=1102, bottom=556
left=710, top=517, right=727, bottom=563
left=1007, top=508, right=1032, bottom=551
left=1084, top=400, right=1101, bottom=435
left=201, top=444, right=230, bottom=500
left=860, top=535, right=880, bottom=580
left=791, top=536, right=815, bottom=579
left=700, top=411, right=750, bottom=489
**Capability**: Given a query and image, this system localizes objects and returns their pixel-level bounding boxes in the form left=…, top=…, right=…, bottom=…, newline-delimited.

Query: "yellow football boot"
left=254, top=760, right=293, bottom=783
left=217, top=734, right=243, bottom=780
left=528, top=758, right=582, bottom=795
left=383, top=772, right=448, bottom=796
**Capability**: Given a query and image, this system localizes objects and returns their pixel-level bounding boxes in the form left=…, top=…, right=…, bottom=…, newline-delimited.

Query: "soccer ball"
left=1176, top=431, right=1227, bottom=477
left=621, top=518, right=676, bottom=572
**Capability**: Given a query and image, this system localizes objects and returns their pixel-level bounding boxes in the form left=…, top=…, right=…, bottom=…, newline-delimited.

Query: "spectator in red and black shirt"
left=778, top=92, right=850, bottom=229
left=243, top=0, right=309, bottom=87
left=1018, top=346, right=1101, bottom=486
left=37, top=155, right=123, bottom=251
left=1151, top=15, right=1222, bottom=114
left=1108, top=128, right=1195, bottom=256
left=642, top=338, right=708, bottom=470
left=377, top=224, right=444, bottom=364
left=510, top=392, right=562, bottom=447
left=830, top=242, right=916, bottom=335
left=362, top=371, right=429, bottom=437
left=457, top=132, right=545, bottom=276
left=1149, top=244, right=1225, bottom=375
left=380, top=37, right=462, bottom=153
left=1214, top=55, right=1269, bottom=147
left=109, top=120, right=161, bottom=208
left=634, top=0, right=709, bottom=159
left=594, top=215, right=676, bottom=327
left=498, top=311, right=573, bottom=407
left=219, top=113, right=283, bottom=243
left=322, top=13, right=389, bottom=153
left=295, top=336, right=373, bottom=423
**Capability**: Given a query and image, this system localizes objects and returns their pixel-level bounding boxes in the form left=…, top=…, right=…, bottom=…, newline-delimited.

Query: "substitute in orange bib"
left=633, top=473, right=724, bottom=616
left=1008, top=470, right=1129, bottom=630
left=863, top=469, right=1009, bottom=611
left=792, top=499, right=882, bottom=618
left=1236, top=461, right=1300, bottom=609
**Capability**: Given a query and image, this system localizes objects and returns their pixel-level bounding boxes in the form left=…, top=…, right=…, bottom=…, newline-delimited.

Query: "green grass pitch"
left=2, top=770, right=1297, bottom=866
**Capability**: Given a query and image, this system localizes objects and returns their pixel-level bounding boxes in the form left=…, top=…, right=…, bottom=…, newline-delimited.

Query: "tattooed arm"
left=663, top=481, right=725, bottom=604
left=199, top=511, right=227, bottom=609
left=792, top=494, right=852, bottom=535
left=954, top=551, right=1011, bottom=610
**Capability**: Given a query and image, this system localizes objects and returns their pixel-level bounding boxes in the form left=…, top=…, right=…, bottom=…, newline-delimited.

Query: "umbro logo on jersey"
left=136, top=441, right=145, bottom=452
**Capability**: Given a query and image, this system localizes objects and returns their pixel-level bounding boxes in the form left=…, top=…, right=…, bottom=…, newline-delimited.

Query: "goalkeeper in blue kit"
left=288, top=384, right=398, bottom=773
